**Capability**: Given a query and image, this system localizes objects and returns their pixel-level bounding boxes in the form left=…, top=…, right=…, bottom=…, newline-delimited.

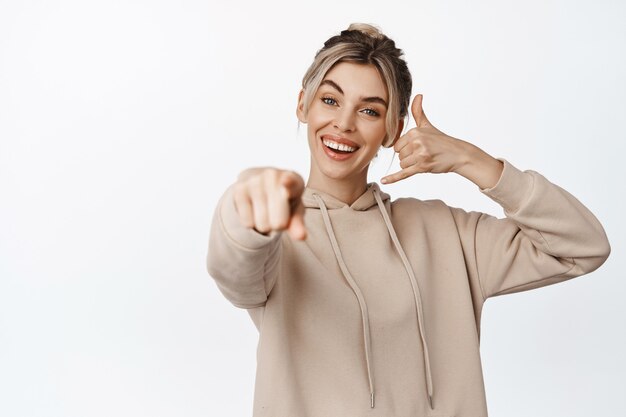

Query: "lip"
left=319, top=135, right=359, bottom=161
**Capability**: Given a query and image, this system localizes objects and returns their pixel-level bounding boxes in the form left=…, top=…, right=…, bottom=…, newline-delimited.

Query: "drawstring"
left=373, top=188, right=435, bottom=410
left=313, top=193, right=376, bottom=408
left=312, top=188, right=435, bottom=410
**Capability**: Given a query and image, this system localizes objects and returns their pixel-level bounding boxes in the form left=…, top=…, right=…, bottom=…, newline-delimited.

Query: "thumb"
left=411, top=94, right=430, bottom=128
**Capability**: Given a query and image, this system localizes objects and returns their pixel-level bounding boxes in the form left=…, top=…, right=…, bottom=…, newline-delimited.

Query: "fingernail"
left=381, top=178, right=388, bottom=184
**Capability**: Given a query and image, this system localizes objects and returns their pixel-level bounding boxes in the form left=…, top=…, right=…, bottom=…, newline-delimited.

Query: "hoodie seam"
left=474, top=214, right=488, bottom=304
left=231, top=300, right=267, bottom=309
left=534, top=230, right=577, bottom=269
left=264, top=242, right=282, bottom=295
left=449, top=205, right=488, bottom=304
left=489, top=261, right=578, bottom=297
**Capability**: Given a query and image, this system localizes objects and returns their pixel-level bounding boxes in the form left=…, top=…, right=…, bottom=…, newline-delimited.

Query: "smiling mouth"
left=320, top=137, right=360, bottom=154
left=318, top=136, right=360, bottom=162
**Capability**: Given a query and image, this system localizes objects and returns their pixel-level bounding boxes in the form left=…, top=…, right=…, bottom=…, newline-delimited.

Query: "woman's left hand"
left=380, top=94, right=504, bottom=189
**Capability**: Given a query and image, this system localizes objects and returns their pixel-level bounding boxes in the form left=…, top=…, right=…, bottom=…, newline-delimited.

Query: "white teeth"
left=322, top=138, right=357, bottom=152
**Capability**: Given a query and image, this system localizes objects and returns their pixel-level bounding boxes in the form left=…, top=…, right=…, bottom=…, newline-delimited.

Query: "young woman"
left=206, top=23, right=610, bottom=417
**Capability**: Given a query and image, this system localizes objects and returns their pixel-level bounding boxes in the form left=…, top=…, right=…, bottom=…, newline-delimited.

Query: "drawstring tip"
left=428, top=394, right=434, bottom=410
left=370, top=392, right=375, bottom=408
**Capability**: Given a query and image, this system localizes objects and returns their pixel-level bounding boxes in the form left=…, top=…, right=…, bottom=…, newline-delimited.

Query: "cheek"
left=307, top=108, right=332, bottom=128
left=366, top=121, right=388, bottom=147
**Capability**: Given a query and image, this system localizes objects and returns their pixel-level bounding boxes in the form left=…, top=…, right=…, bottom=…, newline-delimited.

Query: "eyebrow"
left=320, top=79, right=388, bottom=108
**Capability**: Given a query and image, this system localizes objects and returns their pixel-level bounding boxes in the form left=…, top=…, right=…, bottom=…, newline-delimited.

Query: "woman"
left=206, top=23, right=610, bottom=416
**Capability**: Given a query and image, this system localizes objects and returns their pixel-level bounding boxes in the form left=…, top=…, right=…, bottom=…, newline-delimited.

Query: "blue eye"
left=321, top=96, right=380, bottom=117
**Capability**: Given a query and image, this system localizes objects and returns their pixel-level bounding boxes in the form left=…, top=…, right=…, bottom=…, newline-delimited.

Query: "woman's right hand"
left=233, top=168, right=307, bottom=241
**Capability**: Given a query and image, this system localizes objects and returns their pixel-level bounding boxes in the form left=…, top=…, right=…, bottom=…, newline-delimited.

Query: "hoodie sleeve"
left=449, top=158, right=610, bottom=302
left=206, top=183, right=283, bottom=309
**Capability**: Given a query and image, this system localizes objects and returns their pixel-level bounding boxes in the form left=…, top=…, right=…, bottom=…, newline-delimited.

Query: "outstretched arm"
left=206, top=168, right=306, bottom=308
left=207, top=182, right=283, bottom=308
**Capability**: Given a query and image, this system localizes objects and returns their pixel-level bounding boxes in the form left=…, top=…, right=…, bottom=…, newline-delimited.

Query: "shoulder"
left=389, top=195, right=485, bottom=225
left=390, top=195, right=448, bottom=210
left=389, top=195, right=452, bottom=217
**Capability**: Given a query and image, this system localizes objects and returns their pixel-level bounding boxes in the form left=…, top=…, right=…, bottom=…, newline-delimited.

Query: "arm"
left=206, top=183, right=283, bottom=309
left=373, top=92, right=609, bottom=300
left=450, top=158, right=611, bottom=302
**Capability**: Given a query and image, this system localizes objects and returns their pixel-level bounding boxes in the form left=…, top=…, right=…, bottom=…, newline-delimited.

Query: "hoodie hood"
left=302, top=182, right=390, bottom=211
left=300, top=182, right=435, bottom=410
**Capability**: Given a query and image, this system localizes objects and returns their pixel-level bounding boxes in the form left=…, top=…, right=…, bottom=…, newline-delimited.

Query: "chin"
left=320, top=163, right=369, bottom=182
left=309, top=142, right=372, bottom=182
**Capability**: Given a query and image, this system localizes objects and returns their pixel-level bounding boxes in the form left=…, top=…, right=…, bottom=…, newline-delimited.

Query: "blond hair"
left=300, top=23, right=412, bottom=148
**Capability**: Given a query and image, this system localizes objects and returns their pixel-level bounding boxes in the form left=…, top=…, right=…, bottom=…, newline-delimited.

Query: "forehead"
left=320, top=62, right=388, bottom=99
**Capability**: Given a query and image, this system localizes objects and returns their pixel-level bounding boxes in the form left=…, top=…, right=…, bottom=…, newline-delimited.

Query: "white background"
left=1, top=0, right=625, bottom=416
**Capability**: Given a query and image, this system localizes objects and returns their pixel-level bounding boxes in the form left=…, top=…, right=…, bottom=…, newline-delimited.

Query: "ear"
left=296, top=89, right=307, bottom=123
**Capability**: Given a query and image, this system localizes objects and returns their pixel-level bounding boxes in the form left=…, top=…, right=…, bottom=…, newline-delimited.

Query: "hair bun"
left=345, top=22, right=385, bottom=39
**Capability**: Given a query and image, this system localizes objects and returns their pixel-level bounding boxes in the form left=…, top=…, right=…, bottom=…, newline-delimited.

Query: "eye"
left=321, top=96, right=337, bottom=106
left=362, top=108, right=380, bottom=117
left=321, top=95, right=380, bottom=117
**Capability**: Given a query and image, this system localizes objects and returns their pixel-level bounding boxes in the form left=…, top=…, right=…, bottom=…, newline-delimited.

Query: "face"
left=297, top=62, right=391, bottom=186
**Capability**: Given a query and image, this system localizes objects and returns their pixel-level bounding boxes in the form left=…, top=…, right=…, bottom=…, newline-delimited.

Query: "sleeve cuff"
left=479, top=158, right=535, bottom=214
left=218, top=184, right=283, bottom=250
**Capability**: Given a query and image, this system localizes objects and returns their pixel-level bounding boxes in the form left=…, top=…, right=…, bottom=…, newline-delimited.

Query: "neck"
left=306, top=162, right=370, bottom=206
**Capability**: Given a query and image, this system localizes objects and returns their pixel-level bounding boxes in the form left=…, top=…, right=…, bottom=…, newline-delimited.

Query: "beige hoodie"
left=206, top=158, right=610, bottom=417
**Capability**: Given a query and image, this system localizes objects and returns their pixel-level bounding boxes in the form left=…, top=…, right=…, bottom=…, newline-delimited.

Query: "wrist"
left=454, top=142, right=503, bottom=189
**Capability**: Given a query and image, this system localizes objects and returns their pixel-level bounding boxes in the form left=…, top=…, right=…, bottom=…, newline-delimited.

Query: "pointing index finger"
left=280, top=171, right=305, bottom=199
left=381, top=165, right=420, bottom=184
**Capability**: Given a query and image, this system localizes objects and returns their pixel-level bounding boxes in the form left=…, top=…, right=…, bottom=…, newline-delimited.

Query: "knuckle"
left=234, top=204, right=250, bottom=225
left=262, top=169, right=277, bottom=183
left=248, top=174, right=262, bottom=189
left=271, top=216, right=289, bottom=230
left=248, top=186, right=261, bottom=200
left=239, top=216, right=253, bottom=228
left=233, top=182, right=245, bottom=198
left=233, top=193, right=246, bottom=211
left=255, top=225, right=270, bottom=234
left=254, top=217, right=270, bottom=233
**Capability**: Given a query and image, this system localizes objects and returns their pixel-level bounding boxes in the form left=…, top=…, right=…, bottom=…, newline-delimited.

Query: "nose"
left=333, top=107, right=356, bottom=132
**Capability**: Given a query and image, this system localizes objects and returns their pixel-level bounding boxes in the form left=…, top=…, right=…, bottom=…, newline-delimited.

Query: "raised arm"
left=450, top=158, right=610, bottom=301
left=380, top=94, right=610, bottom=301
